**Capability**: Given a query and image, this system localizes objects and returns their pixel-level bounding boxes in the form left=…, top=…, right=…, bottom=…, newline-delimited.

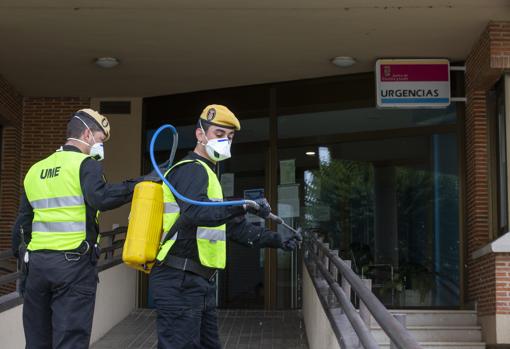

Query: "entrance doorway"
left=276, top=105, right=460, bottom=308
left=141, top=135, right=274, bottom=309
left=141, top=72, right=463, bottom=309
left=217, top=141, right=268, bottom=308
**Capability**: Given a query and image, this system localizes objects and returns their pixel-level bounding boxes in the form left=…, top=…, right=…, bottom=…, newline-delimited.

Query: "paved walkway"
left=92, top=308, right=308, bottom=349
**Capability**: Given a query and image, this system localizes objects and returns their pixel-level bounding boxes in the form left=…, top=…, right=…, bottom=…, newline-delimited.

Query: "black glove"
left=141, top=159, right=171, bottom=182
left=246, top=198, right=271, bottom=219
left=278, top=228, right=302, bottom=251
left=281, top=237, right=300, bottom=251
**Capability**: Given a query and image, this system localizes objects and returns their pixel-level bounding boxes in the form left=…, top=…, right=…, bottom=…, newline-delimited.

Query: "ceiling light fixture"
left=95, top=57, right=120, bottom=69
left=331, top=56, right=356, bottom=68
left=306, top=151, right=316, bottom=156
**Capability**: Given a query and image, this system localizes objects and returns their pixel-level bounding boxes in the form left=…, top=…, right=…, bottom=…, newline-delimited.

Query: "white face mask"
left=200, top=121, right=232, bottom=161
left=89, top=142, right=104, bottom=161
left=68, top=116, right=105, bottom=161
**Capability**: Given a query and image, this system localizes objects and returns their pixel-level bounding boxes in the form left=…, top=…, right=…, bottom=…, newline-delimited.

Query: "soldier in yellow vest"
left=11, top=109, right=148, bottom=349
left=149, top=105, right=300, bottom=349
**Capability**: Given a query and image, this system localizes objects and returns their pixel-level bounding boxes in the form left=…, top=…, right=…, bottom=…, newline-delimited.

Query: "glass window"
left=278, top=105, right=456, bottom=139
left=142, top=73, right=463, bottom=310
left=278, top=109, right=460, bottom=308
left=219, top=128, right=269, bottom=308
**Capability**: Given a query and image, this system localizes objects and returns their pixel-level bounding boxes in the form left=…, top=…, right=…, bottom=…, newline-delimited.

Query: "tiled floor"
left=92, top=308, right=308, bottom=349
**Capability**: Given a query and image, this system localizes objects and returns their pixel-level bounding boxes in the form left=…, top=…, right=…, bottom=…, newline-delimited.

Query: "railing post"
left=329, top=250, right=340, bottom=307
left=316, top=236, right=323, bottom=265
left=360, top=278, right=372, bottom=327
left=316, top=243, right=321, bottom=277
left=341, top=260, right=352, bottom=301
left=312, top=233, right=319, bottom=257
left=322, top=243, right=329, bottom=267
left=321, top=243, right=333, bottom=307
left=322, top=243, right=330, bottom=300
left=310, top=235, right=318, bottom=277
left=390, top=314, right=407, bottom=349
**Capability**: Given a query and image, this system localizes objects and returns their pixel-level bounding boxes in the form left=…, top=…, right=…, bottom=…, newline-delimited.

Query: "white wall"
left=0, top=98, right=142, bottom=347
left=479, top=314, right=510, bottom=345
left=0, top=263, right=137, bottom=348
left=0, top=301, right=25, bottom=348
left=302, top=265, right=341, bottom=349
left=90, top=264, right=137, bottom=344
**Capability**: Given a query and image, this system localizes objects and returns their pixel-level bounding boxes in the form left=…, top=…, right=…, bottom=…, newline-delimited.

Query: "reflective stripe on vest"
left=24, top=150, right=91, bottom=251
left=156, top=159, right=227, bottom=269
left=30, top=195, right=85, bottom=209
left=196, top=227, right=226, bottom=242
left=32, top=221, right=86, bottom=232
left=164, top=202, right=180, bottom=214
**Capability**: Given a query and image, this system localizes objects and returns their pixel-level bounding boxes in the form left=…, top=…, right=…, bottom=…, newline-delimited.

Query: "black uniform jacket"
left=12, top=145, right=141, bottom=256
left=165, top=152, right=282, bottom=264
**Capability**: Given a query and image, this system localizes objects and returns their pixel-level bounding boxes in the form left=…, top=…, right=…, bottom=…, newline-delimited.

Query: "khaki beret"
left=76, top=108, right=111, bottom=141
left=199, top=104, right=240, bottom=131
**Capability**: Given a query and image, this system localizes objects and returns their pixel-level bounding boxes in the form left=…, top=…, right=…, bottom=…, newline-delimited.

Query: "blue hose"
left=149, top=124, right=247, bottom=207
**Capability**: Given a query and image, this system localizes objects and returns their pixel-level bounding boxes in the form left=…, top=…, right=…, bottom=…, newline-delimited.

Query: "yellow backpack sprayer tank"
left=122, top=123, right=302, bottom=274
left=122, top=181, right=163, bottom=273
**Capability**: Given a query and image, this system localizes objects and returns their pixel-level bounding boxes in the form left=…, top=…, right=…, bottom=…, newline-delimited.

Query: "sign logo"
left=383, top=65, right=391, bottom=78
left=375, top=59, right=450, bottom=109
left=207, top=108, right=216, bottom=121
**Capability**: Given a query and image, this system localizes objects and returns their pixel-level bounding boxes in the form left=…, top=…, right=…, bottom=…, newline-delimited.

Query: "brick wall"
left=0, top=94, right=90, bottom=294
left=21, top=98, right=90, bottom=176
left=1, top=97, right=91, bottom=250
left=0, top=76, right=23, bottom=251
left=495, top=253, right=510, bottom=315
left=0, top=75, right=23, bottom=294
left=470, top=253, right=496, bottom=315
left=469, top=253, right=510, bottom=317
left=465, top=21, right=510, bottom=316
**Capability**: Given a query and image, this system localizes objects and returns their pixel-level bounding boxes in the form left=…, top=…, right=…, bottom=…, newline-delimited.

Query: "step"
left=379, top=342, right=485, bottom=349
left=371, top=326, right=482, bottom=344
left=370, top=310, right=479, bottom=327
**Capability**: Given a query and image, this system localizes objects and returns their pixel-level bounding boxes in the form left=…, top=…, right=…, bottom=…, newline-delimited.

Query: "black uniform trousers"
left=23, top=252, right=98, bottom=349
left=149, top=264, right=220, bottom=349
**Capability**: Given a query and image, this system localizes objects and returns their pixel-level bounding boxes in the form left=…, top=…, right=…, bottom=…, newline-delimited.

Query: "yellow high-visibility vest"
left=156, top=159, right=226, bottom=269
left=24, top=150, right=91, bottom=251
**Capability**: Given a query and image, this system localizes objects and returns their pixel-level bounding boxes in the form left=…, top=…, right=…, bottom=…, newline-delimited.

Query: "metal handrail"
left=0, top=271, right=19, bottom=286
left=100, top=226, right=127, bottom=237
left=0, top=227, right=127, bottom=289
left=308, top=246, right=379, bottom=349
left=99, top=239, right=125, bottom=254
left=0, top=250, right=17, bottom=289
left=0, top=250, right=14, bottom=261
left=305, top=232, right=422, bottom=349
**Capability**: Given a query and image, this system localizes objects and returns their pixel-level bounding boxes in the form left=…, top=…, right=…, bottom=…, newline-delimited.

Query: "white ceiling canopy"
left=0, top=0, right=508, bottom=97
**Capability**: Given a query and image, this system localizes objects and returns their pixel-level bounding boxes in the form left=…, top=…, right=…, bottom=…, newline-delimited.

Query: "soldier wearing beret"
left=12, top=109, right=145, bottom=348
left=149, top=104, right=300, bottom=348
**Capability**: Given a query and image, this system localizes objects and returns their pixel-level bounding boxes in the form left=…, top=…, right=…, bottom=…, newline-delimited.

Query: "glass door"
left=276, top=104, right=461, bottom=308
left=214, top=115, right=270, bottom=308
left=217, top=140, right=269, bottom=308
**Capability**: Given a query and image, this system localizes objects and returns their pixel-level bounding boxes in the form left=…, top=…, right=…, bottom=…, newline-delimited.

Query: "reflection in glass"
left=278, top=105, right=456, bottom=139
left=300, top=134, right=459, bottom=307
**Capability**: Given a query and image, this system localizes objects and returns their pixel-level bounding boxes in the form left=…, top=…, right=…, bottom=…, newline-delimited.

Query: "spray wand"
left=149, top=124, right=302, bottom=241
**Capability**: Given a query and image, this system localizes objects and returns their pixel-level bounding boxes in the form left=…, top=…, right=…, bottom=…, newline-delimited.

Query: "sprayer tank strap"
left=164, top=158, right=200, bottom=177
left=160, top=216, right=181, bottom=244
